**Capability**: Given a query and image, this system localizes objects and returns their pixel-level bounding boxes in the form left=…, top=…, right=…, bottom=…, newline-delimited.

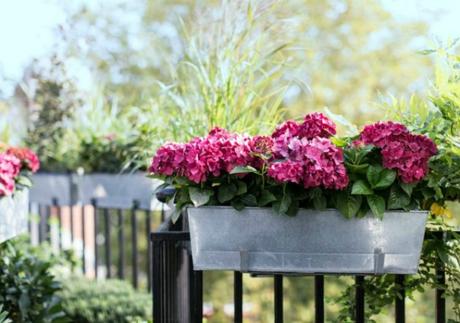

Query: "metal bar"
left=104, top=208, right=111, bottom=278
left=45, top=204, right=51, bottom=243
left=436, top=259, right=446, bottom=323
left=118, top=209, right=125, bottom=280
left=274, top=275, right=283, bottom=323
left=355, top=276, right=365, bottom=323
left=395, top=275, right=405, bottom=323
left=191, top=269, right=203, bottom=323
left=92, top=199, right=98, bottom=279
left=131, top=200, right=139, bottom=288
left=315, top=275, right=325, bottom=323
left=70, top=203, right=74, bottom=245
left=81, top=205, right=86, bottom=274
left=152, top=239, right=162, bottom=322
left=146, top=210, right=152, bottom=292
left=52, top=198, right=62, bottom=250
left=234, top=271, right=243, bottom=323
left=38, top=204, right=46, bottom=243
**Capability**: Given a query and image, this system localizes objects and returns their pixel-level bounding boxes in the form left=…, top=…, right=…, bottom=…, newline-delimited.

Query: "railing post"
left=274, top=274, right=283, bottom=323
left=91, top=198, right=98, bottom=279
left=234, top=271, right=243, bottom=323
left=355, top=276, right=365, bottom=323
left=131, top=200, right=139, bottom=288
left=395, top=275, right=405, bottom=323
left=436, top=233, right=446, bottom=323
left=117, top=209, right=125, bottom=279
left=104, top=208, right=111, bottom=278
left=81, top=204, right=86, bottom=274
left=315, top=275, right=325, bottom=323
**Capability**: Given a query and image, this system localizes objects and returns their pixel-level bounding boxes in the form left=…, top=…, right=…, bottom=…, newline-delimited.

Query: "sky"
left=0, top=0, right=459, bottom=94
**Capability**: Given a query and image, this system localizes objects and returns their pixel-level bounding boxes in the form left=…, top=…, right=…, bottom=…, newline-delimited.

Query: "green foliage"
left=0, top=305, right=11, bottom=323
left=0, top=239, right=66, bottom=322
left=332, top=219, right=460, bottom=322
left=58, top=277, right=151, bottom=323
left=384, top=45, right=460, bottom=205
left=62, top=97, right=146, bottom=172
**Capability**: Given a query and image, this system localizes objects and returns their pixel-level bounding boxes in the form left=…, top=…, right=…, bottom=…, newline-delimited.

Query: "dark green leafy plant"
left=331, top=45, right=460, bottom=323
left=58, top=277, right=152, bottom=323
left=0, top=305, right=11, bottom=323
left=0, top=240, right=66, bottom=322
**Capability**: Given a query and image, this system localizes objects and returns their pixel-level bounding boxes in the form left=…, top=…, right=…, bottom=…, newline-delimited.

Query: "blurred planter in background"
left=31, top=172, right=161, bottom=210
left=0, top=189, right=29, bottom=244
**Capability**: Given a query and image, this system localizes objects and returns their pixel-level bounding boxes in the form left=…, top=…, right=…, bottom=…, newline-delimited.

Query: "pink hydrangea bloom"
left=359, top=122, right=437, bottom=183
left=0, top=153, right=21, bottom=196
left=150, top=127, right=252, bottom=183
left=298, top=112, right=336, bottom=139
left=149, top=142, right=187, bottom=177
left=268, top=160, right=303, bottom=184
left=268, top=137, right=348, bottom=189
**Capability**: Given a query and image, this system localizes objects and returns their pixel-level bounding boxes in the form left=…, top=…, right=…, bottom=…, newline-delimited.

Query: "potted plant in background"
left=150, top=113, right=438, bottom=274
left=0, top=145, right=39, bottom=243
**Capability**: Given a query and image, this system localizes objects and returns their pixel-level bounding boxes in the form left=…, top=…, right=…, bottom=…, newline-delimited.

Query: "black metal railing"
left=151, top=218, right=456, bottom=323
left=29, top=197, right=166, bottom=291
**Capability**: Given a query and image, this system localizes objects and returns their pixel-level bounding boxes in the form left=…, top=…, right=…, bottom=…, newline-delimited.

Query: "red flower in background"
left=6, top=147, right=40, bottom=173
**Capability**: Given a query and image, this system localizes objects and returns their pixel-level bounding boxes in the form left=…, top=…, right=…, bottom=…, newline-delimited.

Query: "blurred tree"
left=286, top=0, right=431, bottom=124
left=21, top=56, right=83, bottom=171
left=54, top=0, right=430, bottom=125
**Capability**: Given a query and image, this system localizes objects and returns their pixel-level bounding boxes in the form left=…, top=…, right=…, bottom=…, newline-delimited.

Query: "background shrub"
left=0, top=240, right=66, bottom=322
left=58, top=277, right=152, bottom=323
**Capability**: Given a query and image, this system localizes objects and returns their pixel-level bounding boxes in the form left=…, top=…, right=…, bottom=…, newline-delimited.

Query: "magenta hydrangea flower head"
left=149, top=142, right=187, bottom=177
left=359, top=121, right=437, bottom=183
left=150, top=127, right=253, bottom=184
left=268, top=160, right=303, bottom=184
left=298, top=112, right=336, bottom=139
left=0, top=153, right=21, bottom=196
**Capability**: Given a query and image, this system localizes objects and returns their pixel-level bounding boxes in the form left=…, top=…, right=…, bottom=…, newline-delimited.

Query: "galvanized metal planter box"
left=0, top=189, right=29, bottom=244
left=187, top=206, right=428, bottom=274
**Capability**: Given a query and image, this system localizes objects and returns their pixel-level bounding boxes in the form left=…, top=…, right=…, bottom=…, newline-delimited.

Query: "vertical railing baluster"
left=190, top=268, right=203, bottom=323
left=45, top=204, right=51, bottom=242
left=118, top=209, right=125, bottom=279
left=38, top=204, right=46, bottom=243
left=104, top=208, right=111, bottom=278
left=274, top=274, right=283, bottom=323
left=146, top=209, right=152, bottom=292
left=315, top=275, right=325, bottom=323
left=70, top=203, right=74, bottom=246
left=81, top=204, right=86, bottom=274
left=234, top=271, right=243, bottom=323
left=395, top=275, right=405, bottom=323
left=52, top=198, right=62, bottom=250
left=355, top=276, right=365, bottom=323
left=436, top=234, right=446, bottom=323
left=131, top=200, right=139, bottom=288
left=92, top=199, right=98, bottom=279
left=152, top=238, right=161, bottom=322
